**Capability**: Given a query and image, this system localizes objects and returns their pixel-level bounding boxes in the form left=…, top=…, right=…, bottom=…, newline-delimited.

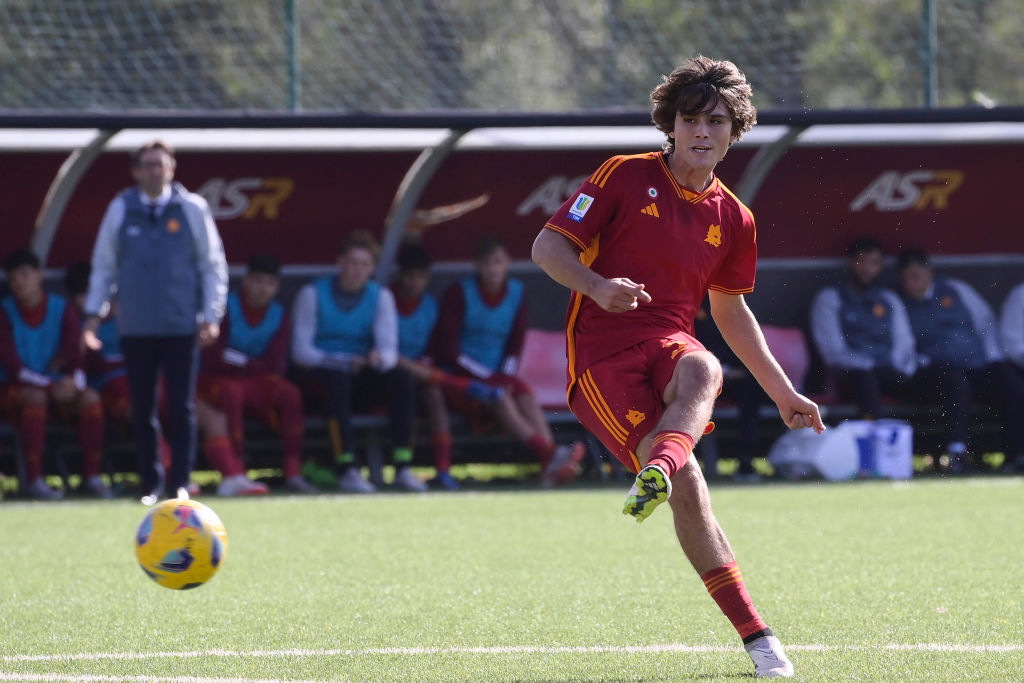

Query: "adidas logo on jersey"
left=641, top=203, right=660, bottom=217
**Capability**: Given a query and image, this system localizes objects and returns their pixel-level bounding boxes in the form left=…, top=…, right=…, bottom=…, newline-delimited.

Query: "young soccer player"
left=198, top=254, right=313, bottom=495
left=433, top=237, right=585, bottom=487
left=291, top=230, right=425, bottom=493
left=390, top=243, right=505, bottom=490
left=0, top=250, right=107, bottom=499
left=532, top=56, right=824, bottom=677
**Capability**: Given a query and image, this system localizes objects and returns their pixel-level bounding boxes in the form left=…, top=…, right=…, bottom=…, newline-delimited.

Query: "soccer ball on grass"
left=135, top=499, right=228, bottom=590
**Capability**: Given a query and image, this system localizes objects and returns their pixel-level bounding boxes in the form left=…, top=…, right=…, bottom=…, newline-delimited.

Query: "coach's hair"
left=650, top=55, right=757, bottom=153
left=339, top=229, right=381, bottom=260
left=131, top=139, right=176, bottom=167
left=897, top=248, right=931, bottom=271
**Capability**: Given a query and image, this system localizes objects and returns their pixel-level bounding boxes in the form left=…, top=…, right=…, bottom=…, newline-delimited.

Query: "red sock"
left=76, top=402, right=105, bottom=477
left=18, top=404, right=47, bottom=482
left=204, top=436, right=245, bottom=477
left=526, top=434, right=556, bottom=469
left=647, top=431, right=694, bottom=478
left=701, top=561, right=769, bottom=641
left=432, top=432, right=453, bottom=472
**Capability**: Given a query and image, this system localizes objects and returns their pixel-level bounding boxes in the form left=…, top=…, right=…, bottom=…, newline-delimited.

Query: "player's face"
left=672, top=102, right=734, bottom=175
left=851, top=249, right=884, bottom=287
left=476, top=247, right=509, bottom=292
left=8, top=265, right=43, bottom=305
left=242, top=272, right=280, bottom=310
left=900, top=263, right=932, bottom=300
left=337, top=247, right=376, bottom=292
left=398, top=268, right=430, bottom=299
left=131, top=149, right=175, bottom=198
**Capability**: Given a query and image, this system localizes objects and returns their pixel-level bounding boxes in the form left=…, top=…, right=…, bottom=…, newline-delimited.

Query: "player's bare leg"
left=515, top=391, right=553, bottom=441
left=626, top=351, right=793, bottom=677
left=491, top=393, right=539, bottom=441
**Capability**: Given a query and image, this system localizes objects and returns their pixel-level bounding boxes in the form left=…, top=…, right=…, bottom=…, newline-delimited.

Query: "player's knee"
left=677, top=351, right=723, bottom=395
left=81, top=388, right=102, bottom=408
left=19, top=386, right=47, bottom=406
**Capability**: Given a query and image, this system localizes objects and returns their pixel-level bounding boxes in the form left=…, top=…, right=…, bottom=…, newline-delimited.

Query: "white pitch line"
left=3, top=642, right=1022, bottom=664
left=0, top=675, right=329, bottom=683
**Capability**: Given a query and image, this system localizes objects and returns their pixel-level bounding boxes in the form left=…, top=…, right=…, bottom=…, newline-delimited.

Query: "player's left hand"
left=779, top=392, right=826, bottom=434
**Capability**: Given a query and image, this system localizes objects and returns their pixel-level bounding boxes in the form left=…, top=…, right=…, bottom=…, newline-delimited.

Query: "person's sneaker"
left=430, top=470, right=461, bottom=491
left=302, top=460, right=339, bottom=488
left=26, top=478, right=63, bottom=501
left=393, top=467, right=428, bottom=492
left=338, top=468, right=376, bottom=494
left=541, top=441, right=586, bottom=488
left=184, top=482, right=201, bottom=498
left=622, top=464, right=671, bottom=522
left=285, top=474, right=319, bottom=494
left=83, top=475, right=113, bottom=499
left=745, top=635, right=794, bottom=678
left=216, top=474, right=270, bottom=497
left=140, top=491, right=160, bottom=506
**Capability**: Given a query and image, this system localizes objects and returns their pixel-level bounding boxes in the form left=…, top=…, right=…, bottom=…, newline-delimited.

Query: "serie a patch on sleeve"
left=568, top=193, right=595, bottom=222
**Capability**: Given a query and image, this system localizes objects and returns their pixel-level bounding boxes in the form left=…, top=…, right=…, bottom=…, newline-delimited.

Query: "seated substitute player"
left=291, top=230, right=426, bottom=493
left=390, top=243, right=503, bottom=491
left=0, top=249, right=108, bottom=499
left=198, top=253, right=315, bottom=495
left=898, top=248, right=1024, bottom=473
left=433, top=236, right=585, bottom=488
left=532, top=56, right=824, bottom=678
left=810, top=237, right=917, bottom=419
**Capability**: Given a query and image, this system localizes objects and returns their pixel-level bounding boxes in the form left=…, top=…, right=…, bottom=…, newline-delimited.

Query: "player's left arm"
left=709, top=289, right=825, bottom=433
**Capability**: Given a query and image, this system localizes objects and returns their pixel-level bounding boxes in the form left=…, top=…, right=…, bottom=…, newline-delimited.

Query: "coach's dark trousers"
left=121, top=335, right=199, bottom=497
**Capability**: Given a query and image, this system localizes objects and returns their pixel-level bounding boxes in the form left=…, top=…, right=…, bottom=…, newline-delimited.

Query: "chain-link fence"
left=1, top=0, right=1021, bottom=112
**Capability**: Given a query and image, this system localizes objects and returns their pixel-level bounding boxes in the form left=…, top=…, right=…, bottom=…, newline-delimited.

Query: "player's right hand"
left=593, top=277, right=652, bottom=313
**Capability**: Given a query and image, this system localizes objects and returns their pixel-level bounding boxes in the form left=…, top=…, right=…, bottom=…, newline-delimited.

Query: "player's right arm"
left=531, top=229, right=651, bottom=313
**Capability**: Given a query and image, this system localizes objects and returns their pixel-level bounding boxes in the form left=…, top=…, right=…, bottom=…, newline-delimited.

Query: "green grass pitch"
left=1, top=478, right=1022, bottom=681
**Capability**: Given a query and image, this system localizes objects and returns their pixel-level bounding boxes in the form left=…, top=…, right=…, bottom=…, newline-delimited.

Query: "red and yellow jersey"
left=543, top=152, right=757, bottom=391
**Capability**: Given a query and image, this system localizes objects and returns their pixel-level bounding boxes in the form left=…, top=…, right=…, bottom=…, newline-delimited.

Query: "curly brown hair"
left=650, top=55, right=756, bottom=153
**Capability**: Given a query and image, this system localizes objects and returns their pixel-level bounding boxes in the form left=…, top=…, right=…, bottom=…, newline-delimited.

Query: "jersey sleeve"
left=708, top=202, right=757, bottom=295
left=543, top=156, right=624, bottom=252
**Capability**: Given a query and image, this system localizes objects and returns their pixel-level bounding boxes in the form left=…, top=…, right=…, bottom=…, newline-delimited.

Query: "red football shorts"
left=569, top=332, right=707, bottom=473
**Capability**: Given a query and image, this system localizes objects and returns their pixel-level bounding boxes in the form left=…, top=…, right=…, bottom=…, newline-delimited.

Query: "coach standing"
left=82, top=140, right=228, bottom=504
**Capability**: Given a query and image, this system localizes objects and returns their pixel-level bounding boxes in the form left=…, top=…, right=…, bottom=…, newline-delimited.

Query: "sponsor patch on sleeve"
left=568, top=193, right=595, bottom=222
